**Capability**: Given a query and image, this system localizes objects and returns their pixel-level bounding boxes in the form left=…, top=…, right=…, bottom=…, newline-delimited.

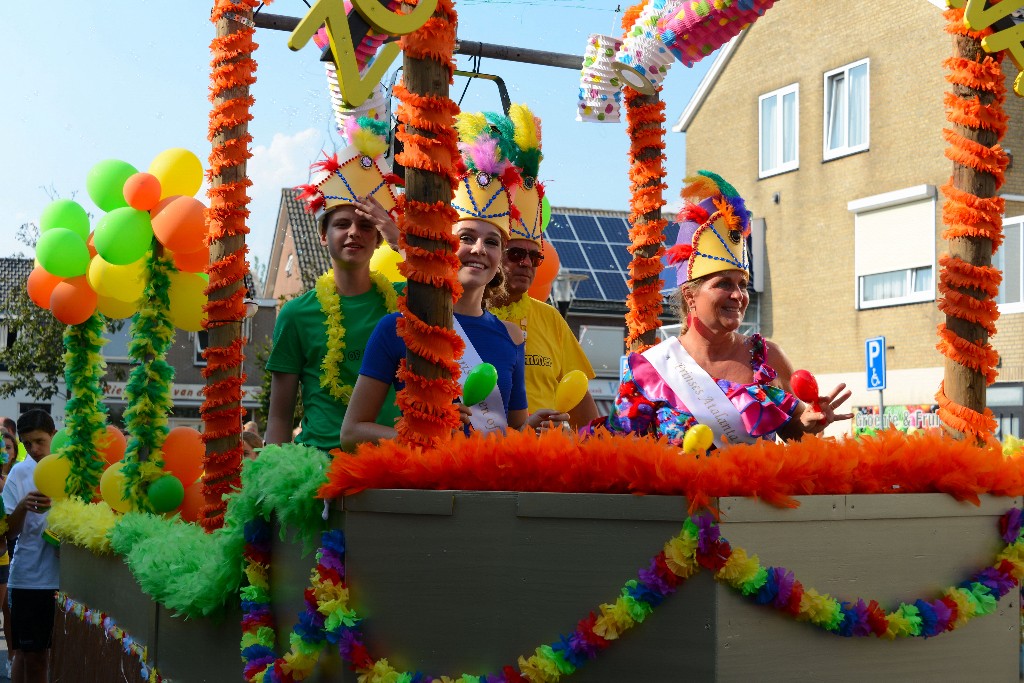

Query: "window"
left=995, top=217, right=1023, bottom=312
left=758, top=84, right=799, bottom=178
left=284, top=254, right=295, bottom=276
left=102, top=325, right=132, bottom=362
left=824, top=59, right=869, bottom=160
left=194, top=330, right=209, bottom=366
left=850, top=186, right=936, bottom=309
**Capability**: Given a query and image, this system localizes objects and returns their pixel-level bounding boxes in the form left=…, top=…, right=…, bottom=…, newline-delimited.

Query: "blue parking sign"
left=866, top=336, right=886, bottom=391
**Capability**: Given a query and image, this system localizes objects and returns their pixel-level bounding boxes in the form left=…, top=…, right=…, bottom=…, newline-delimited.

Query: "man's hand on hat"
left=354, top=195, right=401, bottom=253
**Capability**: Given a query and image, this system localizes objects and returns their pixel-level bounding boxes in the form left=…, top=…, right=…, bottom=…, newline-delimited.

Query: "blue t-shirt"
left=361, top=311, right=528, bottom=415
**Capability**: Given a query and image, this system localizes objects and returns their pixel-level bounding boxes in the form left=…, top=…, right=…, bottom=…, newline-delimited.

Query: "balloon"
left=26, top=267, right=63, bottom=309
left=39, top=199, right=90, bottom=240
left=36, top=228, right=90, bottom=278
left=94, top=207, right=154, bottom=265
left=96, top=425, right=127, bottom=465
left=147, top=475, right=185, bottom=513
left=123, top=172, right=163, bottom=211
left=462, top=363, right=498, bottom=405
left=100, top=462, right=132, bottom=513
left=86, top=159, right=138, bottom=212
left=50, top=430, right=71, bottom=454
left=682, top=424, right=714, bottom=455
left=370, top=243, right=405, bottom=283
left=161, top=426, right=205, bottom=486
left=541, top=196, right=551, bottom=232
left=87, top=255, right=145, bottom=302
left=50, top=276, right=98, bottom=326
left=96, top=295, right=136, bottom=320
left=149, top=148, right=203, bottom=199
left=32, top=453, right=71, bottom=501
left=554, top=369, right=589, bottom=413
left=168, top=272, right=208, bottom=332
left=790, top=369, right=821, bottom=412
left=151, top=195, right=207, bottom=254
left=172, top=244, right=209, bottom=273
left=527, top=240, right=560, bottom=302
left=179, top=479, right=204, bottom=523
left=86, top=232, right=98, bottom=258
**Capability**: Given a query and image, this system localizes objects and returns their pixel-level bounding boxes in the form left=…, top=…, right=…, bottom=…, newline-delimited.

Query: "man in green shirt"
left=264, top=118, right=403, bottom=450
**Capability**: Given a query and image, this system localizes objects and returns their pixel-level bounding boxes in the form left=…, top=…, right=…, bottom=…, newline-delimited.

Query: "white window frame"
left=758, top=83, right=799, bottom=178
left=857, top=267, right=934, bottom=310
left=823, top=58, right=870, bottom=161
left=996, top=214, right=1024, bottom=314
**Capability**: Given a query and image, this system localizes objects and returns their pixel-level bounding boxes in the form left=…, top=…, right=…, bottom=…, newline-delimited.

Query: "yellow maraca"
left=554, top=370, right=589, bottom=413
left=682, top=424, right=714, bottom=455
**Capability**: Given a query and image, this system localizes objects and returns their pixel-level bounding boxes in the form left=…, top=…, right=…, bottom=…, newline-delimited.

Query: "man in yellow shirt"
left=489, top=104, right=599, bottom=430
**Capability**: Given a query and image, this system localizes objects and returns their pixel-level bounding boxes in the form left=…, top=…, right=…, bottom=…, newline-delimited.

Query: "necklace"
left=490, top=296, right=530, bottom=333
left=315, top=270, right=398, bottom=404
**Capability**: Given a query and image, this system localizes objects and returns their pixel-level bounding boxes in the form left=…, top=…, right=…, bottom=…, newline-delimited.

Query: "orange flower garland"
left=393, top=0, right=464, bottom=448
left=200, top=0, right=268, bottom=530
left=935, top=7, right=1009, bottom=442
left=622, top=0, right=668, bottom=353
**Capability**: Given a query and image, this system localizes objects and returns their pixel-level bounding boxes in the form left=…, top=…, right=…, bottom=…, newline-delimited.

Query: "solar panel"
left=597, top=272, right=630, bottom=300
left=597, top=216, right=631, bottom=244
left=576, top=278, right=603, bottom=300
left=551, top=240, right=588, bottom=270
left=567, top=215, right=603, bottom=242
left=582, top=242, right=618, bottom=271
left=546, top=214, right=573, bottom=241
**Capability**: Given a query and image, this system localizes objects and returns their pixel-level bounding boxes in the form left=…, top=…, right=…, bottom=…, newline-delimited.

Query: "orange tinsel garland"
left=200, top=0, right=267, bottom=531
left=322, top=429, right=1024, bottom=511
left=935, top=8, right=1009, bottom=443
left=393, top=0, right=463, bottom=449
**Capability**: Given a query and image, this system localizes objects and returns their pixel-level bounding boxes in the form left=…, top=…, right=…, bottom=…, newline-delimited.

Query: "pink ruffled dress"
left=585, top=334, right=798, bottom=447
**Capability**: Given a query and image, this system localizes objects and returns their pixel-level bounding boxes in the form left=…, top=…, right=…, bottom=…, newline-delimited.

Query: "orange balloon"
left=27, top=267, right=63, bottom=309
left=50, top=276, right=97, bottom=325
left=151, top=196, right=207, bottom=254
left=161, top=426, right=204, bottom=486
left=86, top=232, right=98, bottom=258
left=179, top=479, right=204, bottom=523
left=96, top=426, right=127, bottom=466
left=123, top=172, right=163, bottom=211
left=528, top=240, right=560, bottom=302
left=172, top=244, right=209, bottom=273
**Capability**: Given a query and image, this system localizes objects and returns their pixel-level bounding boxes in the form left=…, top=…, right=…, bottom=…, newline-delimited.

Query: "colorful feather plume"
left=342, top=116, right=389, bottom=159
left=508, top=103, right=543, bottom=180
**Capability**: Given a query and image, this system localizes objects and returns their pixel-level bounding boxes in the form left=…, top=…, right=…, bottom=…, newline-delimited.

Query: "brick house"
left=674, top=0, right=1024, bottom=436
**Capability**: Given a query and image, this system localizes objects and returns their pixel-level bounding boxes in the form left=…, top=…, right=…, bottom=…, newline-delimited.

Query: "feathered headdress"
left=665, top=171, right=751, bottom=283
left=452, top=111, right=522, bottom=237
left=295, top=116, right=400, bottom=220
left=505, top=103, right=546, bottom=244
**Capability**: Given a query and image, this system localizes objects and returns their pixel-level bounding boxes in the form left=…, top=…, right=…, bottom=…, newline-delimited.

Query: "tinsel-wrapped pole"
left=61, top=313, right=109, bottom=499
left=935, top=7, right=1009, bottom=442
left=622, top=0, right=667, bottom=353
left=392, top=0, right=464, bottom=449
left=202, top=0, right=264, bottom=530
left=121, top=251, right=176, bottom=512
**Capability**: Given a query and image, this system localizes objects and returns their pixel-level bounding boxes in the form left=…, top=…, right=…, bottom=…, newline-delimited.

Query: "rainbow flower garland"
left=56, top=592, right=164, bottom=682
left=238, top=508, right=1024, bottom=682
left=315, top=270, right=398, bottom=404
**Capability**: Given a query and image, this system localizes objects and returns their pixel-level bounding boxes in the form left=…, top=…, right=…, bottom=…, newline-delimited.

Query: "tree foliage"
left=0, top=268, right=67, bottom=401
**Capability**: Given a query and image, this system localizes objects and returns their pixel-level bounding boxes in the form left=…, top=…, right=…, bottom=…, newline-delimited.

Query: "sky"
left=0, top=2, right=712, bottom=283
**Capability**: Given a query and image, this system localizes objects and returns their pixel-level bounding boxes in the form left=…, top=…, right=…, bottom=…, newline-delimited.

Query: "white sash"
left=640, top=337, right=756, bottom=448
left=453, top=317, right=509, bottom=435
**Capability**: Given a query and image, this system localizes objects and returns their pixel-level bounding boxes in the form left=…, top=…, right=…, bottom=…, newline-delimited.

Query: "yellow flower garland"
left=489, top=295, right=531, bottom=332
left=315, top=270, right=398, bottom=404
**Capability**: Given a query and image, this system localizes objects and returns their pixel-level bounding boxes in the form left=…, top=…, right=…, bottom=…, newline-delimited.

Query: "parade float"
left=24, top=0, right=1024, bottom=680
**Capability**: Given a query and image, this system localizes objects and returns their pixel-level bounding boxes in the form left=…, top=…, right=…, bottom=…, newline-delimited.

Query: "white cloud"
left=246, top=128, right=329, bottom=281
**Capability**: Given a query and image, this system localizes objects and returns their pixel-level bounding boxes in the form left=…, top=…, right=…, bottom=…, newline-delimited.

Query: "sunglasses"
left=506, top=246, right=545, bottom=267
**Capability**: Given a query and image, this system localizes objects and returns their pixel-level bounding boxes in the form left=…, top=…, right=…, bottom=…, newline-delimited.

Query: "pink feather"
left=459, top=137, right=510, bottom=176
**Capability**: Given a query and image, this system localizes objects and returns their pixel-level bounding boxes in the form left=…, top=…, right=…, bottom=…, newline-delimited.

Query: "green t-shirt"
left=265, top=284, right=403, bottom=450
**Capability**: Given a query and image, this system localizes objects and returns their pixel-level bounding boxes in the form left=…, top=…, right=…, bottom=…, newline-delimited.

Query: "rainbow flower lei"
left=57, top=592, right=163, bottom=682
left=315, top=270, right=398, bottom=404
left=239, top=508, right=1024, bottom=682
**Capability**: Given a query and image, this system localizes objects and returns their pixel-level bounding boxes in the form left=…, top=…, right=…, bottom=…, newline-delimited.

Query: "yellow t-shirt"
left=513, top=297, right=596, bottom=413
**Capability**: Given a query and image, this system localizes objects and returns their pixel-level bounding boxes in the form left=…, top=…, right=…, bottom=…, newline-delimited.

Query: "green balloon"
left=86, top=159, right=138, bottom=212
left=36, top=228, right=90, bottom=278
left=40, top=200, right=90, bottom=240
left=541, top=196, right=552, bottom=232
left=94, top=207, right=153, bottom=265
left=463, top=362, right=498, bottom=406
left=50, top=429, right=71, bottom=453
left=147, top=475, right=185, bottom=513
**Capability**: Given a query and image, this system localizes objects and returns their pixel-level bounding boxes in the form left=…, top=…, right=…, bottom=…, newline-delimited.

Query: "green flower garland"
left=61, top=312, right=110, bottom=498
left=121, top=251, right=176, bottom=512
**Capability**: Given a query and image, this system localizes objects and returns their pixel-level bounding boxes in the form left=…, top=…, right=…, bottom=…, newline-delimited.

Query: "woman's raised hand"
left=526, top=409, right=571, bottom=433
left=799, top=382, right=854, bottom=434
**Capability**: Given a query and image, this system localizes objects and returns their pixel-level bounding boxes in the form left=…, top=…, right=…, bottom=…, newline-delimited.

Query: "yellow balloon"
left=370, top=243, right=405, bottom=283
left=148, top=148, right=204, bottom=199
left=88, top=255, right=145, bottom=302
left=554, top=369, right=589, bottom=413
left=32, top=454, right=71, bottom=501
left=682, top=424, right=714, bottom=455
left=100, top=462, right=133, bottom=513
left=168, top=271, right=208, bottom=332
left=96, top=294, right=136, bottom=319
